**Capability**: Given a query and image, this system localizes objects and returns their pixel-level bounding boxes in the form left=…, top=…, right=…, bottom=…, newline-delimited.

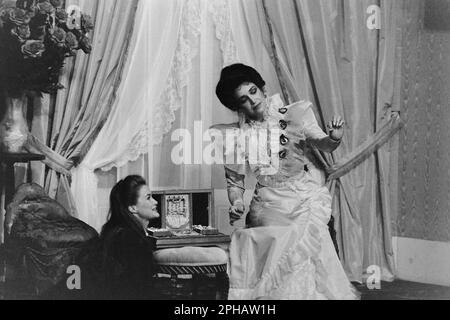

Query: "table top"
left=0, top=153, right=45, bottom=163
left=148, top=233, right=231, bottom=250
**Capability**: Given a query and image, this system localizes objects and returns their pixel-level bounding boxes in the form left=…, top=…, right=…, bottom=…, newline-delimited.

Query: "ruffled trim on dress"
left=229, top=184, right=360, bottom=300
left=227, top=95, right=359, bottom=300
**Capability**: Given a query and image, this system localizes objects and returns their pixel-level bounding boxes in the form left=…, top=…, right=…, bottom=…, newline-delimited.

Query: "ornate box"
left=150, top=189, right=215, bottom=233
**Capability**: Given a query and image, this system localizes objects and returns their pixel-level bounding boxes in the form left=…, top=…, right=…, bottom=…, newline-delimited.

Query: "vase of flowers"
left=0, top=0, right=94, bottom=153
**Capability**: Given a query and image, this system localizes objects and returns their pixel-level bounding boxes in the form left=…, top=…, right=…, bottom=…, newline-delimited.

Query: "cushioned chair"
left=2, top=183, right=98, bottom=299
left=153, top=246, right=229, bottom=300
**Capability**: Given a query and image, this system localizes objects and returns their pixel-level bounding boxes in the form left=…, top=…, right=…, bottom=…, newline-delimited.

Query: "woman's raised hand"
left=327, top=116, right=345, bottom=141
left=229, top=202, right=245, bottom=225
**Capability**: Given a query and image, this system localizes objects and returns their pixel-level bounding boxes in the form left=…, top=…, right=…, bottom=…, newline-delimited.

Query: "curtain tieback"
left=24, top=134, right=73, bottom=177
left=327, top=112, right=404, bottom=182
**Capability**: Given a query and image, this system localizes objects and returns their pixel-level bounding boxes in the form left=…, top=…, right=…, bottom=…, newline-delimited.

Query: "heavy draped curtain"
left=26, top=0, right=138, bottom=212
left=0, top=0, right=138, bottom=242
left=291, top=0, right=402, bottom=283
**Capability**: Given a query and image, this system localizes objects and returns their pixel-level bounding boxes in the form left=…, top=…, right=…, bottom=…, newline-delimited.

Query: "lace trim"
left=241, top=94, right=286, bottom=176
left=231, top=194, right=331, bottom=299
left=229, top=187, right=357, bottom=300
left=101, top=0, right=202, bottom=171
left=209, top=0, right=238, bottom=66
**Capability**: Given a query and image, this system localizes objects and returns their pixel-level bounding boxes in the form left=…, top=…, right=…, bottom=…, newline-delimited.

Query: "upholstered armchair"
left=3, top=183, right=98, bottom=299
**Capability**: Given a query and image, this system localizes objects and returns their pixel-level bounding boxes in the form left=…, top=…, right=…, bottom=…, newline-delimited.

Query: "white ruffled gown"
left=215, top=94, right=359, bottom=300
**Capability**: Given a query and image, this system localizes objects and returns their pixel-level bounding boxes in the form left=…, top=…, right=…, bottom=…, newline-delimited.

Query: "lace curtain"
left=104, top=0, right=202, bottom=171
left=72, top=0, right=240, bottom=231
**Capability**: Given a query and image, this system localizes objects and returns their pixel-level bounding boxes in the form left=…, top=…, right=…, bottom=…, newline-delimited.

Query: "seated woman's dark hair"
left=101, top=175, right=147, bottom=237
left=216, top=63, right=266, bottom=111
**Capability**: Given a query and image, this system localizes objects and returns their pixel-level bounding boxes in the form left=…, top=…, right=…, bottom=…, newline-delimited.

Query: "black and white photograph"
left=0, top=0, right=450, bottom=306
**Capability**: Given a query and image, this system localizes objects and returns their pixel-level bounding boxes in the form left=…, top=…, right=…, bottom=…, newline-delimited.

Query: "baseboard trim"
left=393, top=236, right=450, bottom=287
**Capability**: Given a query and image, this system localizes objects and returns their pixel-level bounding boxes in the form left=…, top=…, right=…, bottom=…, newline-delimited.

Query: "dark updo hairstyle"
left=101, top=175, right=147, bottom=238
left=216, top=63, right=266, bottom=112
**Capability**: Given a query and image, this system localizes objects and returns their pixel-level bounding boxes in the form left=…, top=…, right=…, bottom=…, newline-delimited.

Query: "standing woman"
left=213, top=64, right=359, bottom=300
left=99, top=175, right=160, bottom=299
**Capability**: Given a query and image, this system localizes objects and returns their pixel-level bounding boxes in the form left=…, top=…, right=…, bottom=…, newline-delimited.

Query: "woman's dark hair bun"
left=216, top=63, right=266, bottom=111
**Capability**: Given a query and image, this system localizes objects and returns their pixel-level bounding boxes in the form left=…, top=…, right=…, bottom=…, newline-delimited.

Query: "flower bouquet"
left=0, top=0, right=94, bottom=94
left=0, top=0, right=94, bottom=152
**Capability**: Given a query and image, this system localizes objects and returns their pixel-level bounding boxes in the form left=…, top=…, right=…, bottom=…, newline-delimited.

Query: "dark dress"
left=99, top=225, right=156, bottom=300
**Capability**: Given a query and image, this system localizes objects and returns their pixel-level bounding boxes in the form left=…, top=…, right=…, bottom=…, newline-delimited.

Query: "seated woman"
left=213, top=64, right=359, bottom=300
left=99, top=175, right=160, bottom=300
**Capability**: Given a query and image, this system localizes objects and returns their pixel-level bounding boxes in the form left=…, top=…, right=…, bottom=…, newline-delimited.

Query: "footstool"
left=153, top=246, right=229, bottom=300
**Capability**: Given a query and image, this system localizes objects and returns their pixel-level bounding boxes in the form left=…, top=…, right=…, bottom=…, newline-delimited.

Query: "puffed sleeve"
left=209, top=123, right=248, bottom=175
left=209, top=123, right=247, bottom=205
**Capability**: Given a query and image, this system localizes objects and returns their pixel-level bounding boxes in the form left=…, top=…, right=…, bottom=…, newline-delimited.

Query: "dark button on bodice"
left=279, top=120, right=287, bottom=130
left=280, top=134, right=289, bottom=146
left=279, top=149, right=288, bottom=159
